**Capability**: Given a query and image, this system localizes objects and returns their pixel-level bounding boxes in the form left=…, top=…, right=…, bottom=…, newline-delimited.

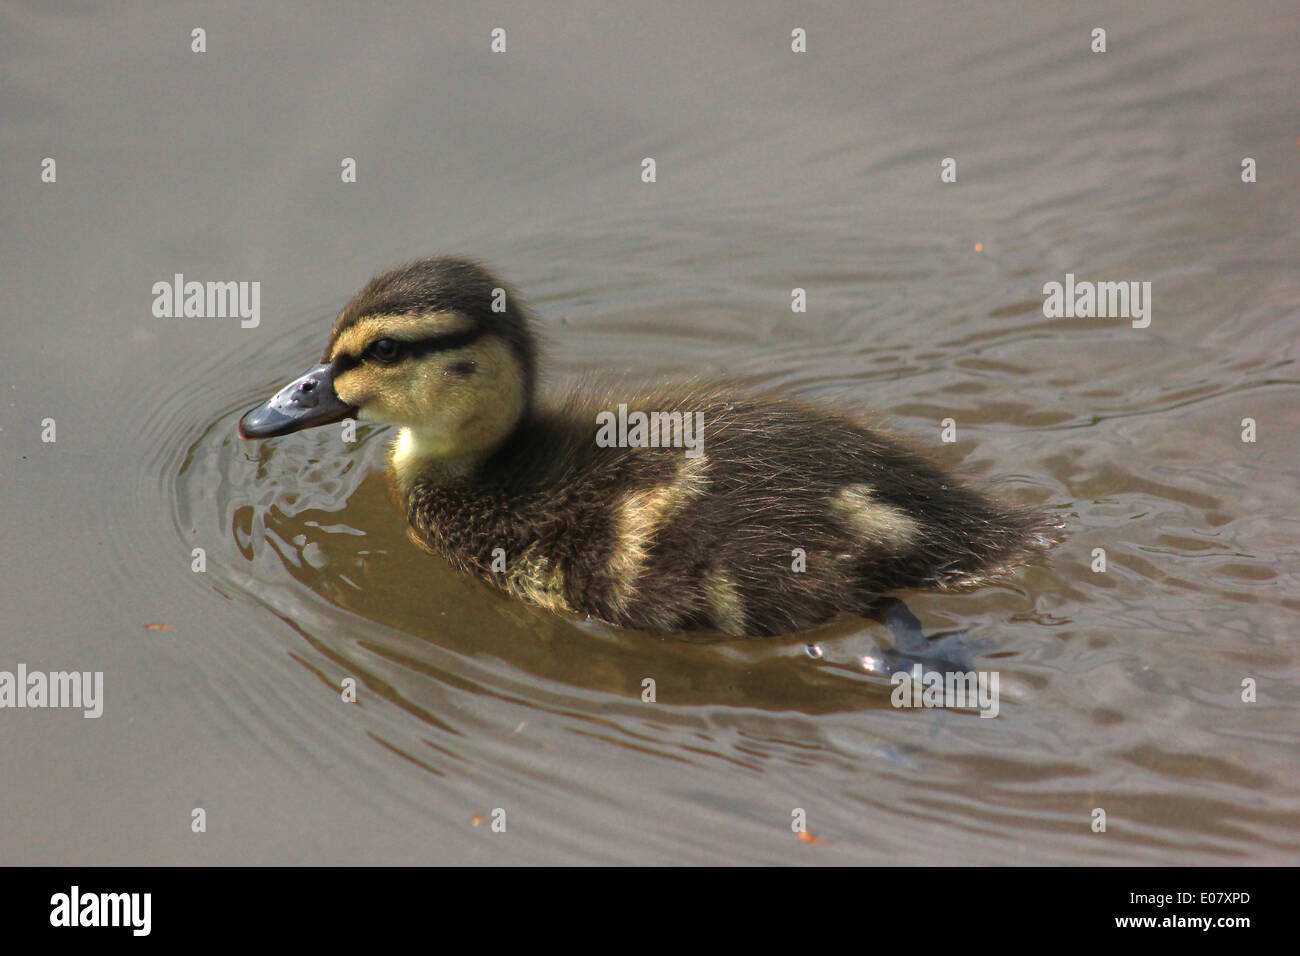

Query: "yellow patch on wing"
left=705, top=570, right=746, bottom=635
left=502, top=546, right=571, bottom=613
left=606, top=453, right=709, bottom=615
left=831, top=483, right=921, bottom=544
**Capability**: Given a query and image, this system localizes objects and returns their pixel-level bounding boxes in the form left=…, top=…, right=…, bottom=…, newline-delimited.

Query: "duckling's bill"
left=238, top=363, right=357, bottom=439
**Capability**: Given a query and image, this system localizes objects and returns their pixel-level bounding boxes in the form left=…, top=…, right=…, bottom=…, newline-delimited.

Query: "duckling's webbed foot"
left=867, top=597, right=988, bottom=674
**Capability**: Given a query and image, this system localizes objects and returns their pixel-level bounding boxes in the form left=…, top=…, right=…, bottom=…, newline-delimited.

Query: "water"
left=3, top=0, right=1299, bottom=863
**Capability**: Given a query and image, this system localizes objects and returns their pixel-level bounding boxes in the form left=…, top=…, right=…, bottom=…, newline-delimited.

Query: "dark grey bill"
left=238, top=364, right=357, bottom=439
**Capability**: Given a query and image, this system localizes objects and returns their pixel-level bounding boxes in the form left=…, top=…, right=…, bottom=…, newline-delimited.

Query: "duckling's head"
left=239, top=257, right=537, bottom=477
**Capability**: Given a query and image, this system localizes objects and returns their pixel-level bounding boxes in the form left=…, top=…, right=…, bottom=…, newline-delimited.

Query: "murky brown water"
left=4, top=1, right=1299, bottom=863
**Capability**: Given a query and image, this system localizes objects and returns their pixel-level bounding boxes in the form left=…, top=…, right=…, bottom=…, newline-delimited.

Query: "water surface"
left=3, top=0, right=1299, bottom=864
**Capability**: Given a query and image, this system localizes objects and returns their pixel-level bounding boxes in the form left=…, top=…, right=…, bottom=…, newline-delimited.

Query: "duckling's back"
left=404, top=387, right=1055, bottom=637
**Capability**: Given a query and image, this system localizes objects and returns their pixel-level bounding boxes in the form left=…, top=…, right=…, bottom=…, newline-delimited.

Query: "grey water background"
left=2, top=1, right=1298, bottom=864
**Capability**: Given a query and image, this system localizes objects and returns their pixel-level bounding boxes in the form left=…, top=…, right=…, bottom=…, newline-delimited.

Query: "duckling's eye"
left=365, top=338, right=404, bottom=364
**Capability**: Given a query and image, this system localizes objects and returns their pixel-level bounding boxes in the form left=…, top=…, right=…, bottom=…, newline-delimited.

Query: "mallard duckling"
left=239, top=258, right=1054, bottom=637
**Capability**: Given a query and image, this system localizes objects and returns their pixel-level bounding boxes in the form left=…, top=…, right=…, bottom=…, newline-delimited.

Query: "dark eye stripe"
left=404, top=327, right=485, bottom=359
left=333, top=326, right=485, bottom=373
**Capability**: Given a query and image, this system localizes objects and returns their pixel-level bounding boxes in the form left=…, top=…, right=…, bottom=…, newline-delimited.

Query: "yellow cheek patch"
left=333, top=365, right=422, bottom=427
left=331, top=368, right=370, bottom=407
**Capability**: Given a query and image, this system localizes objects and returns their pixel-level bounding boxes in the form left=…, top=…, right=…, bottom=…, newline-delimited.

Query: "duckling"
left=239, top=257, right=1055, bottom=637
